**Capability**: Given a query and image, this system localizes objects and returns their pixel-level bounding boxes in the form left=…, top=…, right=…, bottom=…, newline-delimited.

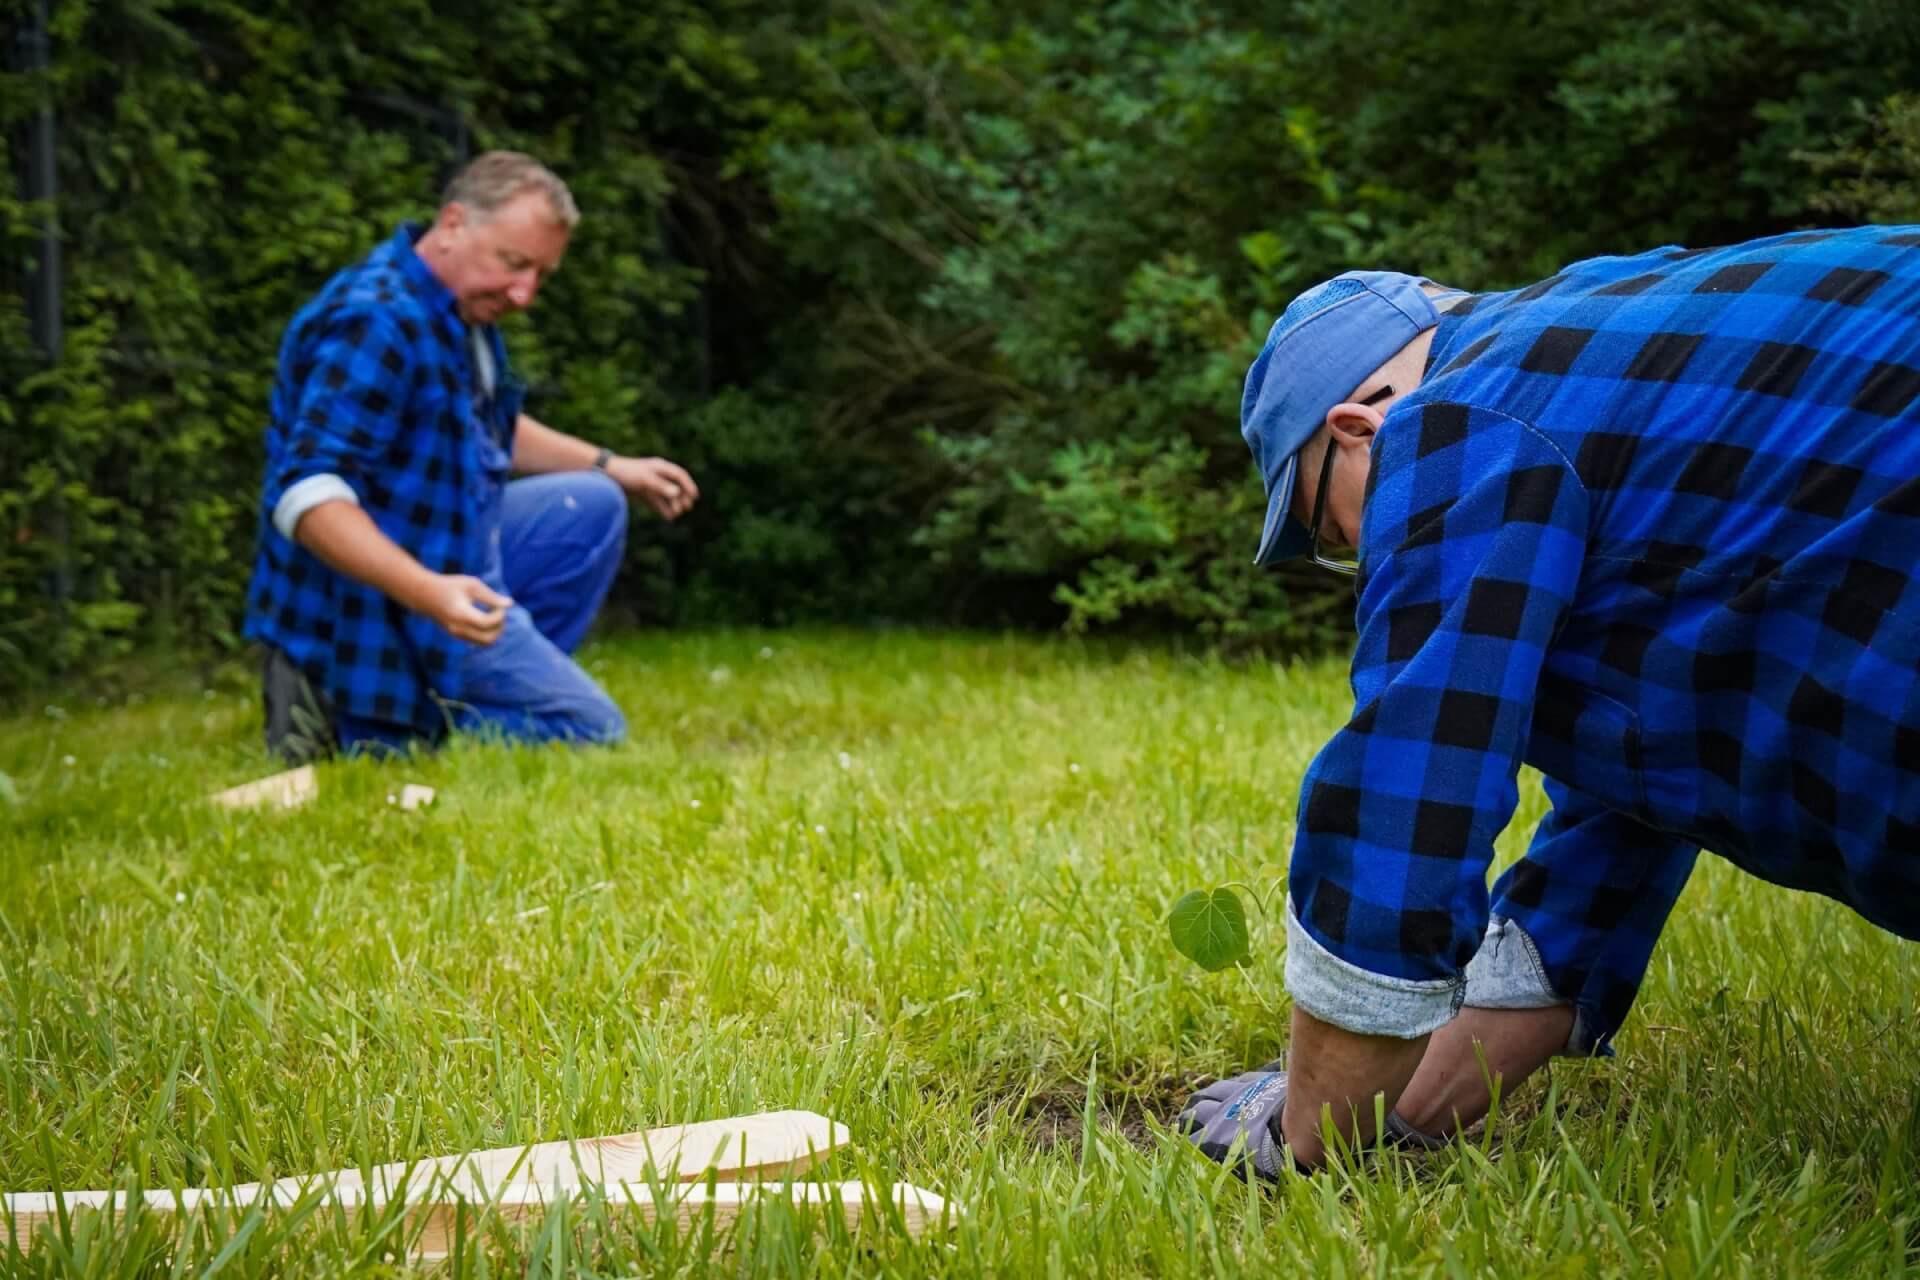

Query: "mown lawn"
left=2, top=629, right=1917, bottom=1276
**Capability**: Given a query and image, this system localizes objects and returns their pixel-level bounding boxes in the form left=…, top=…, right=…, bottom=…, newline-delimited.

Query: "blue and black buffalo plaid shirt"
left=245, top=225, right=524, bottom=733
left=1289, top=225, right=1920, bottom=1051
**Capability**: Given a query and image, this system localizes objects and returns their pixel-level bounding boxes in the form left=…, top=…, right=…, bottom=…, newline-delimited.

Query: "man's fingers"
left=646, top=477, right=696, bottom=521
left=469, top=580, right=513, bottom=611
left=457, top=608, right=506, bottom=645
left=434, top=576, right=510, bottom=644
left=664, top=462, right=699, bottom=501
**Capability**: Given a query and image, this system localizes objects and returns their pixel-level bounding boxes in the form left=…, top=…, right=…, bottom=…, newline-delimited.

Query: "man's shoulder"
left=1378, top=385, right=1563, bottom=476
left=321, top=271, right=439, bottom=337
left=287, top=235, right=452, bottom=351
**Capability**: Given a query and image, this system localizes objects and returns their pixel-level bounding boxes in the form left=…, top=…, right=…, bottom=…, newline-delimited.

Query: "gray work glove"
left=1176, top=1069, right=1302, bottom=1180
left=1178, top=1067, right=1447, bottom=1181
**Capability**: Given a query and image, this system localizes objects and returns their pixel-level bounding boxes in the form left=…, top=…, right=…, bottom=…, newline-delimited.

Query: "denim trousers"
left=337, top=471, right=628, bottom=752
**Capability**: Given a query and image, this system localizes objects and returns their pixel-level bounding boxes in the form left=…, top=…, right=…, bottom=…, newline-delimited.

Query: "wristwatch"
left=591, top=447, right=613, bottom=472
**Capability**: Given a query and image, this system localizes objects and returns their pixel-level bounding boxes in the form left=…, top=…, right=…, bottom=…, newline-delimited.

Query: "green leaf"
left=0, top=770, right=15, bottom=806
left=1167, top=888, right=1250, bottom=972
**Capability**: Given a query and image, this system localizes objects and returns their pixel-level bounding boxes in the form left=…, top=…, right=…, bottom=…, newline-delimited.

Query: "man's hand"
left=606, top=455, right=700, bottom=520
left=1178, top=1070, right=1300, bottom=1181
left=296, top=502, right=512, bottom=645
left=1179, top=1063, right=1447, bottom=1180
left=409, top=574, right=512, bottom=645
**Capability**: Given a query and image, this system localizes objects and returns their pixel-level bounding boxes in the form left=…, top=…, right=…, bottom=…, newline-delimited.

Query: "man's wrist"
left=389, top=564, right=444, bottom=616
left=591, top=446, right=613, bottom=472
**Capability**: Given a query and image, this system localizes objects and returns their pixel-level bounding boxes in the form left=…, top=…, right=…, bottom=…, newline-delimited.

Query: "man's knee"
left=569, top=688, right=627, bottom=745
left=452, top=691, right=625, bottom=747
left=568, top=469, right=628, bottom=544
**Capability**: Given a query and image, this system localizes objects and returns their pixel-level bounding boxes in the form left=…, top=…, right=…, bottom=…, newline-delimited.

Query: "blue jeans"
left=338, top=471, right=629, bottom=752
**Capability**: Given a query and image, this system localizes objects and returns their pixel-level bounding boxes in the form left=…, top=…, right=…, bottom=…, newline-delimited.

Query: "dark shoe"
left=262, top=647, right=336, bottom=764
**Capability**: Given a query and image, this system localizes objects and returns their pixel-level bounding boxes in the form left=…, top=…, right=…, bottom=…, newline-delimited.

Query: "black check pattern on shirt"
left=244, top=224, right=525, bottom=732
left=1286, top=225, right=1920, bottom=1054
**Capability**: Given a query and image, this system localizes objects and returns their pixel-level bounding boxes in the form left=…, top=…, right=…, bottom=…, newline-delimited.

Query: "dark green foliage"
left=4, top=0, right=1919, bottom=687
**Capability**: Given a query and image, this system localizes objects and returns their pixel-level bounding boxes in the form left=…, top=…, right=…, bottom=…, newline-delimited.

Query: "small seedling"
left=1165, top=887, right=1251, bottom=972
left=1166, top=880, right=1286, bottom=1010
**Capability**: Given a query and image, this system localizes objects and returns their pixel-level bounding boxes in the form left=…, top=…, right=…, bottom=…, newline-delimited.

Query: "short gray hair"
left=442, top=151, right=579, bottom=229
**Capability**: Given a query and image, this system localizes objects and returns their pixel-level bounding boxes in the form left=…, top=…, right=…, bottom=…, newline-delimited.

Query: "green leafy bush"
left=5, top=0, right=1918, bottom=689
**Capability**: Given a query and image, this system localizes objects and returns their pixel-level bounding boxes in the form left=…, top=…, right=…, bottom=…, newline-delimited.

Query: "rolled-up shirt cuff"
left=273, top=473, right=358, bottom=541
left=1461, top=915, right=1564, bottom=1009
left=1462, top=914, right=1595, bottom=1056
left=1283, top=897, right=1464, bottom=1039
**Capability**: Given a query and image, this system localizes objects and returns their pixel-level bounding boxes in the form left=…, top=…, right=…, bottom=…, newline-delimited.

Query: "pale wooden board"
left=407, top=1181, right=957, bottom=1258
left=207, top=764, right=317, bottom=812
left=5, top=1110, right=852, bottom=1254
left=4, top=1180, right=954, bottom=1257
left=239, top=1109, right=849, bottom=1199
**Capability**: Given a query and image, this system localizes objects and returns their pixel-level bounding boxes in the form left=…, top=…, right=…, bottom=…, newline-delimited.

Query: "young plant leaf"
left=1167, top=888, right=1251, bottom=972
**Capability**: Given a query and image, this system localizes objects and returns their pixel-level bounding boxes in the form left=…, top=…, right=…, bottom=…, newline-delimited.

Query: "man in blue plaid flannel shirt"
left=245, top=152, right=699, bottom=759
left=1180, top=226, right=1920, bottom=1176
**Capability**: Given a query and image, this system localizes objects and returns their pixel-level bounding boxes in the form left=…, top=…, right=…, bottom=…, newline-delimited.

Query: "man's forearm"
left=1393, top=1004, right=1572, bottom=1136
left=295, top=500, right=438, bottom=613
left=510, top=413, right=600, bottom=474
left=1279, top=1007, right=1429, bottom=1165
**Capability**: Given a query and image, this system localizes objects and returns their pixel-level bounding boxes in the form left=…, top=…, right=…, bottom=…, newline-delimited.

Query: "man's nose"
left=507, top=275, right=537, bottom=308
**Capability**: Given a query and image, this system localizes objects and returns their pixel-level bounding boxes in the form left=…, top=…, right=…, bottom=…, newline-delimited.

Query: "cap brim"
left=1253, top=454, right=1310, bottom=566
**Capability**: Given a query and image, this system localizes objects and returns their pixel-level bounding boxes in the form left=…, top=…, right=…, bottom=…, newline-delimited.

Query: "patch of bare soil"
left=1003, top=1074, right=1207, bottom=1155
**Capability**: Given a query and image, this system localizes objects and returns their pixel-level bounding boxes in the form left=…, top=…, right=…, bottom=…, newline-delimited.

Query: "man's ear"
left=1324, top=401, right=1383, bottom=450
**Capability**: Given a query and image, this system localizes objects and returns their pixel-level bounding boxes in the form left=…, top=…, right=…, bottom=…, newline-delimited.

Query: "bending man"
left=1182, top=225, right=1920, bottom=1172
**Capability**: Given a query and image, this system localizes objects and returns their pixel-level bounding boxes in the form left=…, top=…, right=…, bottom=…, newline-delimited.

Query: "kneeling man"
left=246, top=151, right=697, bottom=758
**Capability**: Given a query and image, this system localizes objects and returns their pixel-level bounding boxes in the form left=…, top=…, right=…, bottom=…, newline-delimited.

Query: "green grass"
left=3, top=629, right=1917, bottom=1276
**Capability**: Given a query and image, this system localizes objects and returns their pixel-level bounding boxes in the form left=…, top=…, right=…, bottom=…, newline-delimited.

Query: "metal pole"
left=15, top=0, right=60, bottom=362
left=13, top=0, right=68, bottom=655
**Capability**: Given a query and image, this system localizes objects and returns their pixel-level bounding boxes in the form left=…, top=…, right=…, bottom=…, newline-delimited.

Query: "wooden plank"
left=5, top=1180, right=953, bottom=1256
left=244, top=1109, right=848, bottom=1199
left=5, top=1111, right=855, bottom=1254
left=407, top=1181, right=957, bottom=1258
left=207, top=765, right=317, bottom=812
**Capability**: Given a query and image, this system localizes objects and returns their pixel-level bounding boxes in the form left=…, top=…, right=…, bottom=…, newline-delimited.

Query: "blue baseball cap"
left=1241, top=271, right=1452, bottom=565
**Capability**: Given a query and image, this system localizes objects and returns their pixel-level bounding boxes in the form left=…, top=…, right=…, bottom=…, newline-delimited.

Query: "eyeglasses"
left=1306, top=384, right=1394, bottom=578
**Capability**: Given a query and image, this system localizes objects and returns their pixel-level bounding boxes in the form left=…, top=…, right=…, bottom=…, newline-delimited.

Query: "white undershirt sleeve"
left=273, top=473, right=359, bottom=542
